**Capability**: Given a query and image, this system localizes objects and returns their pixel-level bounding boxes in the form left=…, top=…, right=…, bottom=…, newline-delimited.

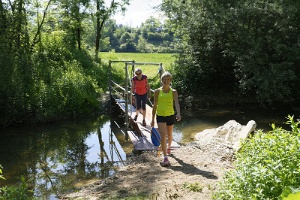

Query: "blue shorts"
left=156, top=115, right=175, bottom=126
left=135, top=93, right=147, bottom=110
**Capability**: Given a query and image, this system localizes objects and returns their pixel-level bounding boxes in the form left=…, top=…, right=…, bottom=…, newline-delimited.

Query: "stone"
left=195, top=120, right=257, bottom=152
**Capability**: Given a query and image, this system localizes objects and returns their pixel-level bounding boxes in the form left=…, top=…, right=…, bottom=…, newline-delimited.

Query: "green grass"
left=99, top=52, right=177, bottom=80
left=183, top=182, right=204, bottom=192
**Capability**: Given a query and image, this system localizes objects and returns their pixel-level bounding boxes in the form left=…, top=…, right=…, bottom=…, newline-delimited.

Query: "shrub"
left=0, top=166, right=34, bottom=200
left=214, top=115, right=300, bottom=200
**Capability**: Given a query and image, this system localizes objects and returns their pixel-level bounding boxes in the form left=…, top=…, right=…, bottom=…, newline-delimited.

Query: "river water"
left=0, top=104, right=298, bottom=199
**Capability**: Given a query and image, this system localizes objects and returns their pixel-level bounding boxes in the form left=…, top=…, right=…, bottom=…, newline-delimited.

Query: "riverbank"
left=59, top=140, right=235, bottom=199
left=58, top=97, right=299, bottom=199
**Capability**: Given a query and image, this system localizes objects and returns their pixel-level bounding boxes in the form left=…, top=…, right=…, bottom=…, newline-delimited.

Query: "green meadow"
left=100, top=52, right=177, bottom=80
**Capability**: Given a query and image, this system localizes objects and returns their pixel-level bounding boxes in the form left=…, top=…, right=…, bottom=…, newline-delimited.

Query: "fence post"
left=125, top=62, right=129, bottom=131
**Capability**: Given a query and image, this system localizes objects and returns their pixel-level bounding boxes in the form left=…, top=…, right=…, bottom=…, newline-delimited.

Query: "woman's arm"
left=173, top=90, right=181, bottom=121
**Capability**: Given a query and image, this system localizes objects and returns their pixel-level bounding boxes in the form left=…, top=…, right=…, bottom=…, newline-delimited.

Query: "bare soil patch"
left=59, top=141, right=235, bottom=200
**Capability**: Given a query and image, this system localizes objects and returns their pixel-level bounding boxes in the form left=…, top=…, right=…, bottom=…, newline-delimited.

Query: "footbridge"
left=108, top=60, right=180, bottom=151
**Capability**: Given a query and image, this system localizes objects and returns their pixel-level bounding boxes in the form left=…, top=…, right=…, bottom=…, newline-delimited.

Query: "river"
left=0, top=104, right=298, bottom=199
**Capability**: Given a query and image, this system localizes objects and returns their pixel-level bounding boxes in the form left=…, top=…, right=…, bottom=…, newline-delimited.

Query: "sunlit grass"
left=99, top=52, right=177, bottom=80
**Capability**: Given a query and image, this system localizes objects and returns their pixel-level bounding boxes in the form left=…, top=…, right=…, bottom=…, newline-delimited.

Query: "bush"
left=214, top=115, right=300, bottom=200
left=0, top=166, right=34, bottom=200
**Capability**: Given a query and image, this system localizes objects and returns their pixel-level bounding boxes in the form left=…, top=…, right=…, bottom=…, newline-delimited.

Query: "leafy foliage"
left=0, top=169, right=34, bottom=200
left=29, top=32, right=103, bottom=121
left=162, top=0, right=300, bottom=103
left=281, top=186, right=300, bottom=200
left=96, top=17, right=177, bottom=53
left=0, top=0, right=177, bottom=127
left=0, top=20, right=102, bottom=126
left=214, top=115, right=300, bottom=200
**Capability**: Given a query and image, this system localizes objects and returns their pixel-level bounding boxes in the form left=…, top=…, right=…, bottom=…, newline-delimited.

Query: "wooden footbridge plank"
left=114, top=98, right=180, bottom=151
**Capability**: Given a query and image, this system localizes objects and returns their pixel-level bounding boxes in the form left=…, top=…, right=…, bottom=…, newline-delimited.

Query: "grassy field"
left=99, top=52, right=177, bottom=80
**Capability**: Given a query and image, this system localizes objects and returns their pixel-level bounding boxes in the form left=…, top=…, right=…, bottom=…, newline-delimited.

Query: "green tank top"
left=157, top=87, right=174, bottom=116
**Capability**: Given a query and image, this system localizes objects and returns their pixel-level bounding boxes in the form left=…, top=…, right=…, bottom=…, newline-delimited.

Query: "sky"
left=106, top=0, right=163, bottom=27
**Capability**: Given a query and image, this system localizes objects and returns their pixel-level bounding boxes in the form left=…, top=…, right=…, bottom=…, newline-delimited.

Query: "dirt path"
left=59, top=141, right=235, bottom=200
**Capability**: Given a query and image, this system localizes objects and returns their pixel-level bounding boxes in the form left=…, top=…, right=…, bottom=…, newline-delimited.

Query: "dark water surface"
left=174, top=105, right=299, bottom=143
left=0, top=115, right=133, bottom=199
left=0, top=105, right=299, bottom=199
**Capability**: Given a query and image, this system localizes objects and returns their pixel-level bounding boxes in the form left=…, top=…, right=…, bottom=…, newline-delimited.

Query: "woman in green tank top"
left=151, top=71, right=181, bottom=167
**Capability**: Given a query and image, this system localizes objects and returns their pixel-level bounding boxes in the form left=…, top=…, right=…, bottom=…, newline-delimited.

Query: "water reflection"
left=0, top=116, right=133, bottom=199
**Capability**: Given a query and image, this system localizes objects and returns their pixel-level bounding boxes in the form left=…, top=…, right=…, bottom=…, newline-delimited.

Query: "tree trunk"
left=77, top=26, right=81, bottom=50
left=95, top=0, right=101, bottom=60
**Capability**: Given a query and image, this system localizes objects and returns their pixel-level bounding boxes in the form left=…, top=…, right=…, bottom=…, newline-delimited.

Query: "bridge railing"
left=109, top=60, right=164, bottom=131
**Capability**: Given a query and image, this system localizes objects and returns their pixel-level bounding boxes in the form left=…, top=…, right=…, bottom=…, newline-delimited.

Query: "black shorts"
left=156, top=115, right=175, bottom=126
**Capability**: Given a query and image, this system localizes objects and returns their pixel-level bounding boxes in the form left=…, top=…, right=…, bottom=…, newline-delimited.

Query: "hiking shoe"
left=142, top=119, right=146, bottom=126
left=160, top=157, right=170, bottom=167
left=134, top=115, right=137, bottom=121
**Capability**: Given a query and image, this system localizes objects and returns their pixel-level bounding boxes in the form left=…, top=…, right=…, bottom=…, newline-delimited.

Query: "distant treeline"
left=91, top=17, right=178, bottom=53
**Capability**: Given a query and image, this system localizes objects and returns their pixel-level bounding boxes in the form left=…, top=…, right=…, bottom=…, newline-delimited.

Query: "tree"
left=0, top=0, right=104, bottom=126
left=147, top=32, right=163, bottom=44
left=120, top=41, right=136, bottom=52
left=161, top=0, right=300, bottom=103
left=120, top=31, right=131, bottom=43
left=94, top=0, right=129, bottom=60
left=59, top=0, right=90, bottom=50
left=30, top=0, right=53, bottom=52
left=136, top=37, right=147, bottom=52
left=141, top=16, right=163, bottom=33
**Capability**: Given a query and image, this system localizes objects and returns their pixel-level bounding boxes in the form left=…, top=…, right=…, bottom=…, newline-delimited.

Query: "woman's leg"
left=157, top=122, right=167, bottom=157
left=141, top=94, right=147, bottom=121
left=135, top=95, right=141, bottom=118
left=167, top=125, right=173, bottom=150
left=141, top=93, right=147, bottom=126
